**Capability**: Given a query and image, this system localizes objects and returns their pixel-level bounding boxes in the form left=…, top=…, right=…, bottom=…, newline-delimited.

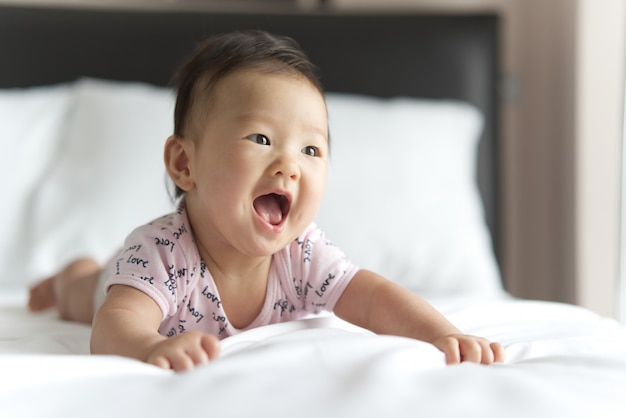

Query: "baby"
left=29, top=30, right=504, bottom=371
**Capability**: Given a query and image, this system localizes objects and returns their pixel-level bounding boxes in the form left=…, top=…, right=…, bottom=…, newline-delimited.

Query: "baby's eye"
left=247, top=134, right=270, bottom=145
left=302, top=146, right=320, bottom=157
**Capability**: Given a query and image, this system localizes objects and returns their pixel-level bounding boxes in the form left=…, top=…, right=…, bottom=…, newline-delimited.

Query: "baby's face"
left=184, top=69, right=329, bottom=258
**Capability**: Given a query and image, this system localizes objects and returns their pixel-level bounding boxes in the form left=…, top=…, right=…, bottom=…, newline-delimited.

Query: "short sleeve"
left=103, top=213, right=196, bottom=319
left=287, top=223, right=359, bottom=313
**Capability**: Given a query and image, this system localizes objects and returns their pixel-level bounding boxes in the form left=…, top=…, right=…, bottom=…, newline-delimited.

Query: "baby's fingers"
left=433, top=336, right=462, bottom=365
left=458, top=338, right=486, bottom=364
left=200, top=333, right=221, bottom=360
left=146, top=331, right=221, bottom=372
left=185, top=333, right=220, bottom=367
left=434, top=335, right=505, bottom=365
left=460, top=337, right=506, bottom=365
left=490, top=342, right=506, bottom=363
left=147, top=354, right=172, bottom=370
left=146, top=349, right=194, bottom=371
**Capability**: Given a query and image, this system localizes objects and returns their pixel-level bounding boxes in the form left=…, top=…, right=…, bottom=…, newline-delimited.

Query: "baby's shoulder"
left=290, top=222, right=334, bottom=249
left=115, top=207, right=199, bottom=278
left=283, top=222, right=342, bottom=263
left=130, top=206, right=192, bottom=241
left=120, top=207, right=196, bottom=260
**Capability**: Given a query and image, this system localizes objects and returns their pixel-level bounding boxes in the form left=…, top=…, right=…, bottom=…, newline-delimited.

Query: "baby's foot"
left=28, top=276, right=58, bottom=312
left=27, top=258, right=100, bottom=314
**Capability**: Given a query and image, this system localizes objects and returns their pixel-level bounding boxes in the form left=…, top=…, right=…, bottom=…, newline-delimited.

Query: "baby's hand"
left=145, top=331, right=220, bottom=372
left=432, top=334, right=504, bottom=365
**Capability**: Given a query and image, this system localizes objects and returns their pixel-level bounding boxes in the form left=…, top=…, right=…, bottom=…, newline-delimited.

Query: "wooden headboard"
left=0, top=5, right=500, bottom=261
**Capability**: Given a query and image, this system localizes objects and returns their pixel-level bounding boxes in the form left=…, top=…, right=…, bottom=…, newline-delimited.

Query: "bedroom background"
left=2, top=0, right=624, bottom=323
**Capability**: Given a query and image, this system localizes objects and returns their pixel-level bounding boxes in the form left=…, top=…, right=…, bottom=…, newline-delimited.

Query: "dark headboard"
left=0, top=5, right=500, bottom=261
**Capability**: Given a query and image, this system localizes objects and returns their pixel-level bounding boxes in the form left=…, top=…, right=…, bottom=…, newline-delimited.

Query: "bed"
left=1, top=4, right=625, bottom=418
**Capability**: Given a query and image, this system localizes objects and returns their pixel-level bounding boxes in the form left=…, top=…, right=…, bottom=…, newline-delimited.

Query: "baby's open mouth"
left=253, top=193, right=290, bottom=226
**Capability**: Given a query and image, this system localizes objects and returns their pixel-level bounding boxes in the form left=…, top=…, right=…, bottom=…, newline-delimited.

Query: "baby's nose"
left=272, top=154, right=300, bottom=180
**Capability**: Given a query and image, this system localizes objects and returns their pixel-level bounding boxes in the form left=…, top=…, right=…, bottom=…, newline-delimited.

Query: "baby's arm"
left=333, top=269, right=504, bottom=365
left=90, top=285, right=219, bottom=371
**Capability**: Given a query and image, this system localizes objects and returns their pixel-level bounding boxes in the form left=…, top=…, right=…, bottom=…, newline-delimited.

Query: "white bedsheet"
left=1, top=288, right=625, bottom=418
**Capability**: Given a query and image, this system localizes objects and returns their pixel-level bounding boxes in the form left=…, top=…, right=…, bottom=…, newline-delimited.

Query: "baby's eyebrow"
left=233, top=112, right=262, bottom=123
left=236, top=112, right=328, bottom=140
left=233, top=111, right=278, bottom=128
left=309, top=126, right=329, bottom=143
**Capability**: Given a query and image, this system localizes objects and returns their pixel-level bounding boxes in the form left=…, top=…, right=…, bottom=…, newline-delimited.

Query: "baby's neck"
left=206, top=252, right=272, bottom=286
left=206, top=254, right=272, bottom=330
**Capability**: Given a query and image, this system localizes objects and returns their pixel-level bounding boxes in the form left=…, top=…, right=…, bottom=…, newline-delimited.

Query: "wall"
left=503, top=0, right=625, bottom=318
left=499, top=0, right=625, bottom=318
left=499, top=0, right=579, bottom=307
left=575, top=0, right=625, bottom=318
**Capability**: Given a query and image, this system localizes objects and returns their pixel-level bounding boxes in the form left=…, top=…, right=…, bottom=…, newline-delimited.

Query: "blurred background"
left=1, top=0, right=624, bottom=322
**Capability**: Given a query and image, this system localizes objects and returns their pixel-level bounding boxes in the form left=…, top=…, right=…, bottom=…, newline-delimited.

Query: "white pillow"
left=4, top=79, right=500, bottom=298
left=25, top=78, right=176, bottom=282
left=316, top=93, right=502, bottom=296
left=0, top=84, right=73, bottom=285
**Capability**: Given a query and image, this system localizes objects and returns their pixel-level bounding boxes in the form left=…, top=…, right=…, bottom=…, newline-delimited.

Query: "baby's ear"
left=164, top=135, right=195, bottom=192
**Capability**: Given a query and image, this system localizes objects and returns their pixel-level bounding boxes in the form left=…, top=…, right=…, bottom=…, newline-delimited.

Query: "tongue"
left=254, top=195, right=283, bottom=225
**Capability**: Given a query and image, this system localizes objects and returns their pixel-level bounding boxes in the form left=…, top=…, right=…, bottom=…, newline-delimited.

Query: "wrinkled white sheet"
left=1, top=288, right=625, bottom=418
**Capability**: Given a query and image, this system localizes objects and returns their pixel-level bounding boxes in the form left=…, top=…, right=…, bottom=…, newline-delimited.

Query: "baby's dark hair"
left=169, top=30, right=324, bottom=199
